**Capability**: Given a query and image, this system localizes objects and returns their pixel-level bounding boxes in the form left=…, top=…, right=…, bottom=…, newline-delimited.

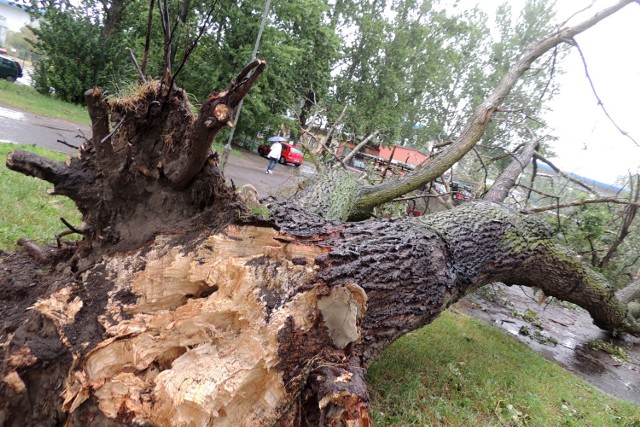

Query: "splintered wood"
left=55, top=225, right=325, bottom=426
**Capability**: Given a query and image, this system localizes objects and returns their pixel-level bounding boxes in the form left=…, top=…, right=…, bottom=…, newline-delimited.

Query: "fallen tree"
left=2, top=1, right=640, bottom=426
left=294, top=0, right=636, bottom=221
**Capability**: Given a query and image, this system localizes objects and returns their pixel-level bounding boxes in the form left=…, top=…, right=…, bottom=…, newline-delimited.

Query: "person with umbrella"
left=265, top=136, right=286, bottom=174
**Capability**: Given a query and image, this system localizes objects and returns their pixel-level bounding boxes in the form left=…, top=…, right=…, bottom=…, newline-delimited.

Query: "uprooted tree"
left=2, top=1, right=640, bottom=426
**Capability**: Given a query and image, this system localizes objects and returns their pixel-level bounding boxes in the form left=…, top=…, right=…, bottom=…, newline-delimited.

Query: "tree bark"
left=484, top=136, right=541, bottom=203
left=101, top=0, right=129, bottom=37
left=2, top=4, right=640, bottom=424
left=2, top=201, right=640, bottom=426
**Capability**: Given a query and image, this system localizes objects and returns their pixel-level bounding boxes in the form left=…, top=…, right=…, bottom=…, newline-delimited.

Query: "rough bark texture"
left=2, top=6, right=640, bottom=421
left=3, top=197, right=640, bottom=426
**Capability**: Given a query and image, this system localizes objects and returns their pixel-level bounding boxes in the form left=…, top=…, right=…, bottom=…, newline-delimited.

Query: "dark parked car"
left=257, top=142, right=304, bottom=167
left=0, top=55, right=22, bottom=82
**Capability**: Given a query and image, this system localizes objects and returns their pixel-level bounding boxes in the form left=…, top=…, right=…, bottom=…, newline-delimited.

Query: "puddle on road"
left=0, top=106, right=25, bottom=121
left=458, top=284, right=640, bottom=404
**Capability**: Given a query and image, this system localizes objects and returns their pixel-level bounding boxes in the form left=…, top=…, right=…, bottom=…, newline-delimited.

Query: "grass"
left=368, top=310, right=640, bottom=426
left=0, top=143, right=81, bottom=251
left=212, top=141, right=244, bottom=159
left=0, top=81, right=89, bottom=124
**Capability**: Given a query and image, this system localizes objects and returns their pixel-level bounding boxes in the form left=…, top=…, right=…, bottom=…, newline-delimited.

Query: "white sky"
left=459, top=0, right=640, bottom=185
left=548, top=1, right=640, bottom=185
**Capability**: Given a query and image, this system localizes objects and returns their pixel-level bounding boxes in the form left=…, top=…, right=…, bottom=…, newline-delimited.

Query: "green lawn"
left=0, top=81, right=89, bottom=124
left=0, top=144, right=81, bottom=251
left=368, top=310, right=640, bottom=426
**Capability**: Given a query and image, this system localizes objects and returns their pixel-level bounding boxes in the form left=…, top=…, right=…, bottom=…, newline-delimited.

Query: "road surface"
left=0, top=103, right=314, bottom=198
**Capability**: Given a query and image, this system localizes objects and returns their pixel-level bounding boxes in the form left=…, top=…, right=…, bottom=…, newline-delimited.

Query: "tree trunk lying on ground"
left=3, top=62, right=640, bottom=426
left=6, top=1, right=640, bottom=425
left=2, top=199, right=640, bottom=426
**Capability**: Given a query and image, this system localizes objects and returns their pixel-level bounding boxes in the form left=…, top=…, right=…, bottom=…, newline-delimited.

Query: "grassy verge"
left=0, top=81, right=89, bottom=124
left=212, top=141, right=244, bottom=159
left=0, top=143, right=81, bottom=251
left=368, top=310, right=640, bottom=426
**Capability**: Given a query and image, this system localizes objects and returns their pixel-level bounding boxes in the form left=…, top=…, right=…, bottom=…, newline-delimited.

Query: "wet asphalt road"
left=0, top=105, right=86, bottom=155
left=0, top=103, right=315, bottom=198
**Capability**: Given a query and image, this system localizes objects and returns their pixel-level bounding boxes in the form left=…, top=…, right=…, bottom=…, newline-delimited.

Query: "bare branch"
left=157, top=0, right=172, bottom=77
left=533, top=153, right=598, bottom=195
left=599, top=175, right=640, bottom=268
left=559, top=0, right=596, bottom=27
left=525, top=157, right=538, bottom=206
left=171, top=0, right=220, bottom=86
left=126, top=47, right=146, bottom=84
left=318, top=103, right=349, bottom=155
left=349, top=0, right=636, bottom=220
left=515, top=183, right=560, bottom=201
left=342, top=130, right=379, bottom=164
left=572, top=39, right=639, bottom=146
left=472, top=147, right=489, bottom=195
left=299, top=129, right=326, bottom=173
left=56, top=139, right=78, bottom=150
left=526, top=197, right=640, bottom=214
left=141, top=0, right=154, bottom=76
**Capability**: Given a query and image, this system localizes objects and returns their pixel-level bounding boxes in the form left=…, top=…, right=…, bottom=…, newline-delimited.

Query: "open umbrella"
left=267, top=136, right=287, bottom=142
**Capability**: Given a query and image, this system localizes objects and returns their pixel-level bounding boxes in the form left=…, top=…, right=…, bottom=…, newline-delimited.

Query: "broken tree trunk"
left=3, top=196, right=640, bottom=426
left=3, top=59, right=640, bottom=426
left=295, top=0, right=637, bottom=221
left=484, top=136, right=542, bottom=203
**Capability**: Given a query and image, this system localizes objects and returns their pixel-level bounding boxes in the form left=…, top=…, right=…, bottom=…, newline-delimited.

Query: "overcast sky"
left=462, top=0, right=640, bottom=185
left=548, top=1, right=640, bottom=185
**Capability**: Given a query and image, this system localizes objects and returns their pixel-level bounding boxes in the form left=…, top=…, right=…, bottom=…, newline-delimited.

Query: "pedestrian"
left=266, top=141, right=283, bottom=174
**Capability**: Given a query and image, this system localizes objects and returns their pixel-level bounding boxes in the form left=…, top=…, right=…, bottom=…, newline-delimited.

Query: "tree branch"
left=125, top=47, right=146, bottom=84
left=599, top=175, right=640, bottom=268
left=349, top=0, right=635, bottom=220
left=342, top=130, right=379, bottom=164
left=484, top=134, right=545, bottom=203
left=527, top=197, right=640, bottom=213
left=141, top=0, right=154, bottom=76
left=533, top=153, right=598, bottom=195
left=163, top=60, right=266, bottom=189
left=170, top=0, right=220, bottom=86
left=317, top=103, right=348, bottom=155
left=572, top=38, right=639, bottom=146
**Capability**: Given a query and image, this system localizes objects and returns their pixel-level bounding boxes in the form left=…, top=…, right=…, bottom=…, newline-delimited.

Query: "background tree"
left=29, top=0, right=133, bottom=102
left=3, top=26, right=38, bottom=62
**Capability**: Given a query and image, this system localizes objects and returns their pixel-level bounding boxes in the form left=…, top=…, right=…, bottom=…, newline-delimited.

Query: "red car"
left=257, top=142, right=304, bottom=167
